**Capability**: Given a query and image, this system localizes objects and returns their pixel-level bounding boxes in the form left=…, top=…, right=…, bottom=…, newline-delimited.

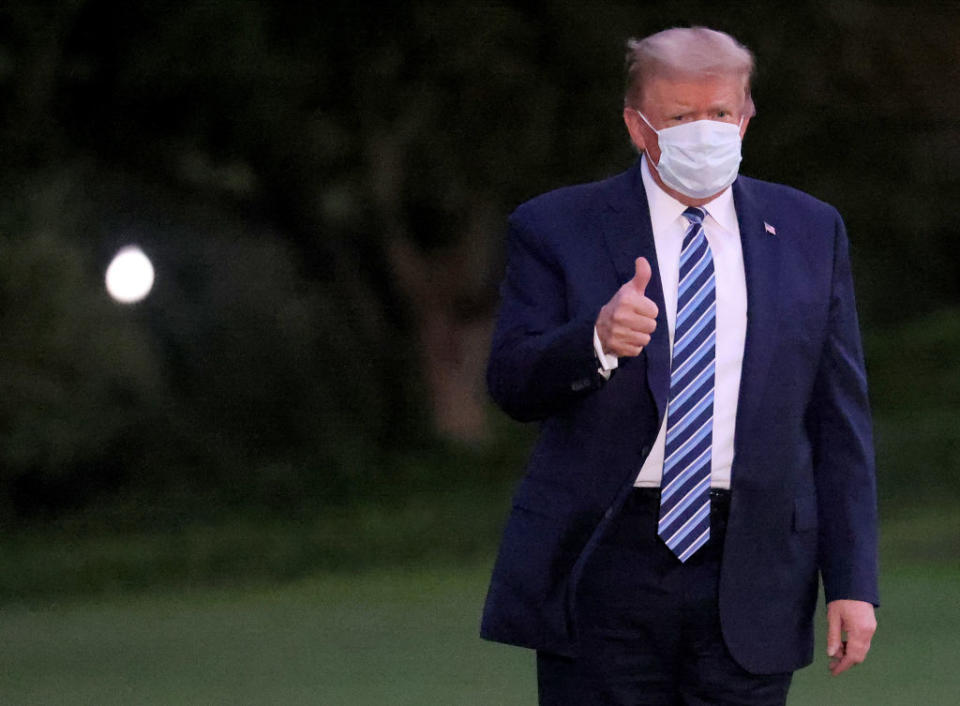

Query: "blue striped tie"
left=658, top=206, right=715, bottom=562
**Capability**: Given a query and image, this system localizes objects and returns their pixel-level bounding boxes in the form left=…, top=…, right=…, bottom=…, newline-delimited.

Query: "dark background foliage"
left=0, top=1, right=957, bottom=584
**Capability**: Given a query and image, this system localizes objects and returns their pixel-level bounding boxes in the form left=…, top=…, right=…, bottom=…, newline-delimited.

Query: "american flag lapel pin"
left=763, top=221, right=776, bottom=236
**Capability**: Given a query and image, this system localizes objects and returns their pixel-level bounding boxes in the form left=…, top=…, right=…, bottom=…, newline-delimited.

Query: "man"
left=480, top=26, right=878, bottom=705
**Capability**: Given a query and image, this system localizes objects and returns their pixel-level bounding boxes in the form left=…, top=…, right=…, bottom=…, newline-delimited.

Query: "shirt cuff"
left=593, top=326, right=619, bottom=379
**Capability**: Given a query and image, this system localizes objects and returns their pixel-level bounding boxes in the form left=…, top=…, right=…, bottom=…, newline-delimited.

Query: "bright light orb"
left=105, top=246, right=155, bottom=304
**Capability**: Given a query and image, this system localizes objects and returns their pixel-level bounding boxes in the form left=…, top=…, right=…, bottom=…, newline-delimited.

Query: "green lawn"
left=1, top=557, right=957, bottom=705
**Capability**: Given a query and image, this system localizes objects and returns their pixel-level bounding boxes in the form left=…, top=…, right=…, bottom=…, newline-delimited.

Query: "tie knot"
left=683, top=207, right=706, bottom=226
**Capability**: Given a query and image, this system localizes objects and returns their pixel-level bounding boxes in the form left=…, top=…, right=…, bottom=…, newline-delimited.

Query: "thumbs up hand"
left=595, top=257, right=659, bottom=357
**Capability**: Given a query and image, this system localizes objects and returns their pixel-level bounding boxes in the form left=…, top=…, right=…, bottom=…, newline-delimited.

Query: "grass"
left=0, top=427, right=956, bottom=704
left=0, top=557, right=957, bottom=705
left=0, top=454, right=956, bottom=704
left=0, top=563, right=529, bottom=705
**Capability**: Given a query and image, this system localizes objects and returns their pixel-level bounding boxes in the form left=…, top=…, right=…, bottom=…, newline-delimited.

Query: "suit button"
left=640, top=445, right=651, bottom=457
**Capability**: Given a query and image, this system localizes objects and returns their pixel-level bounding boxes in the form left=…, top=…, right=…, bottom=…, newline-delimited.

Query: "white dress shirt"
left=594, top=155, right=747, bottom=489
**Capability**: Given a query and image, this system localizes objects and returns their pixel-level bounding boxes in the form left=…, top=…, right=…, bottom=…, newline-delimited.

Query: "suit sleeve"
left=809, top=212, right=879, bottom=606
left=486, top=211, right=606, bottom=422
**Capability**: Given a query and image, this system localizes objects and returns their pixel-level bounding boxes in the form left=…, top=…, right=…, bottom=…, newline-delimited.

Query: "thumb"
left=632, top=256, right=652, bottom=294
left=827, top=607, right=842, bottom=657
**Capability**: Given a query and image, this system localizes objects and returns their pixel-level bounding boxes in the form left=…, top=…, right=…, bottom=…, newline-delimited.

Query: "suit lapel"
left=600, top=163, right=671, bottom=427
left=732, top=178, right=782, bottom=460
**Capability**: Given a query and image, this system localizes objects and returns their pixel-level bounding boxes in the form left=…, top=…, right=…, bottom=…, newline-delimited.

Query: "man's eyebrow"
left=708, top=98, right=740, bottom=111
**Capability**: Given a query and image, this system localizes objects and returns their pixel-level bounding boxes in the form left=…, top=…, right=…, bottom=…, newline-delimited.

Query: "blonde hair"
left=624, top=27, right=755, bottom=117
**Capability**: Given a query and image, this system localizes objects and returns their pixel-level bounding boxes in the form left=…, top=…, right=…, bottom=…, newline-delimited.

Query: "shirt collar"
left=639, top=154, right=738, bottom=236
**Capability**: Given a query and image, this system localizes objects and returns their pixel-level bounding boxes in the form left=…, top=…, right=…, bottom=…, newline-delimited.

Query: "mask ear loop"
left=635, top=110, right=659, bottom=134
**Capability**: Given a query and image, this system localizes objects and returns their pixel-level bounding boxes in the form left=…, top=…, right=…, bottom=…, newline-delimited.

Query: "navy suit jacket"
left=480, top=160, right=878, bottom=675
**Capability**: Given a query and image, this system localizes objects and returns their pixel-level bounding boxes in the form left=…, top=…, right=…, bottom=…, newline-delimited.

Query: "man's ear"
left=623, top=108, right=647, bottom=152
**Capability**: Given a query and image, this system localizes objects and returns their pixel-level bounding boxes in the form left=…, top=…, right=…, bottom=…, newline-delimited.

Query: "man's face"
left=623, top=74, right=751, bottom=205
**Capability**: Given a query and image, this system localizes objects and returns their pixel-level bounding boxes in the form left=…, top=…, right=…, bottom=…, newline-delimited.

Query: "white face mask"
left=637, top=111, right=743, bottom=199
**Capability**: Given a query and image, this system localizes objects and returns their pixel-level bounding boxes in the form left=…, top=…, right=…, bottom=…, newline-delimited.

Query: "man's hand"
left=826, top=599, right=876, bottom=676
left=596, top=257, right=659, bottom=357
